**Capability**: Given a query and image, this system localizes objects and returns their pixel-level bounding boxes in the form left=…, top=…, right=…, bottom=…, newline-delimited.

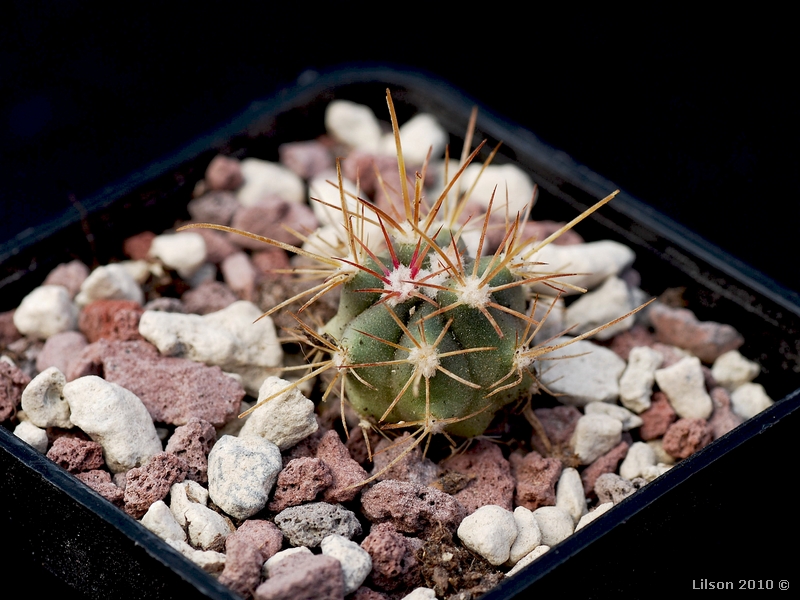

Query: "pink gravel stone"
left=639, top=391, right=678, bottom=441
left=708, top=386, right=743, bottom=439
left=360, top=522, right=422, bottom=593
left=218, top=534, right=263, bottom=597
left=35, top=330, right=89, bottom=374
left=187, top=191, right=240, bottom=225
left=75, top=470, right=124, bottom=507
left=316, top=429, right=369, bottom=503
left=229, top=196, right=318, bottom=250
left=530, top=405, right=582, bottom=455
left=46, top=437, right=105, bottom=473
left=42, top=260, right=90, bottom=298
left=251, top=247, right=292, bottom=281
left=0, top=310, right=22, bottom=348
left=122, top=231, right=156, bottom=261
left=268, top=457, right=333, bottom=512
left=279, top=140, right=334, bottom=179
left=221, top=251, right=259, bottom=302
left=191, top=227, right=239, bottom=264
left=78, top=299, right=144, bottom=343
left=164, top=417, right=217, bottom=483
left=181, top=280, right=238, bottom=315
left=124, top=452, right=188, bottom=519
left=205, top=155, right=244, bottom=191
left=369, top=432, right=440, bottom=486
left=648, top=302, right=744, bottom=363
left=607, top=324, right=656, bottom=361
left=351, top=587, right=389, bottom=600
left=0, top=360, right=31, bottom=421
left=443, top=439, right=514, bottom=513
left=509, top=450, right=563, bottom=510
left=361, top=480, right=466, bottom=535
left=234, top=519, right=283, bottom=562
left=662, top=418, right=713, bottom=460
left=67, top=339, right=244, bottom=427
left=522, top=220, right=584, bottom=246
left=255, top=552, right=344, bottom=600
left=581, top=440, right=631, bottom=496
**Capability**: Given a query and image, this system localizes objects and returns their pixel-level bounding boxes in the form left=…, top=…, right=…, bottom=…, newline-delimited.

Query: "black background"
left=2, top=4, right=797, bottom=598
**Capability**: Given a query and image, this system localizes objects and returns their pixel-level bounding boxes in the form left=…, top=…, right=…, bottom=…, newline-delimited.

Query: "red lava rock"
left=255, top=552, right=344, bottom=600
left=229, top=196, right=319, bottom=250
left=443, top=439, right=514, bottom=513
left=68, top=339, right=244, bottom=427
left=341, top=151, right=401, bottom=201
left=346, top=424, right=384, bottom=467
left=316, top=429, right=369, bottom=503
left=268, top=457, right=333, bottom=512
left=639, top=392, right=678, bottom=441
left=181, top=280, right=238, bottom=315
left=0, top=310, right=22, bottom=348
left=35, top=330, right=89, bottom=375
left=662, top=418, right=713, bottom=460
left=124, top=452, right=188, bottom=519
left=360, top=479, right=466, bottom=535
left=648, top=302, right=744, bottom=363
left=191, top=226, right=240, bottom=264
left=708, top=386, right=743, bottom=439
left=221, top=251, right=259, bottom=301
left=251, top=247, right=292, bottom=281
left=122, top=231, right=157, bottom=261
left=219, top=533, right=266, bottom=598
left=78, top=299, right=144, bottom=343
left=0, top=360, right=31, bottom=421
left=581, top=440, right=631, bottom=496
left=233, top=519, right=283, bottom=562
left=530, top=405, right=582, bottom=455
left=205, top=155, right=244, bottom=191
left=594, top=472, right=640, bottom=504
left=370, top=432, right=440, bottom=487
left=279, top=140, right=334, bottom=179
left=351, top=587, right=389, bottom=600
left=42, top=260, right=90, bottom=298
left=361, top=522, right=422, bottom=593
left=46, top=437, right=105, bottom=473
left=522, top=220, right=584, bottom=246
left=509, top=450, right=563, bottom=511
left=607, top=324, right=656, bottom=361
left=75, top=470, right=124, bottom=507
left=187, top=191, right=241, bottom=225
left=165, top=417, right=217, bottom=483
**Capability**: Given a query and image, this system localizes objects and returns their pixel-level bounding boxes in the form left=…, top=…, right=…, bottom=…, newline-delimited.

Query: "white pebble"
left=62, top=376, right=162, bottom=473
left=506, top=545, right=550, bottom=578
left=141, top=500, right=187, bottom=543
left=563, top=276, right=638, bottom=340
left=166, top=539, right=226, bottom=575
left=508, top=507, right=541, bottom=565
left=641, top=463, right=672, bottom=481
left=75, top=263, right=145, bottom=307
left=149, top=232, right=207, bottom=279
left=13, top=420, right=48, bottom=453
left=647, top=439, right=675, bottom=465
left=654, top=356, right=713, bottom=419
left=619, top=346, right=664, bottom=413
left=401, top=588, right=437, bottom=600
left=730, top=383, right=774, bottom=419
left=575, top=502, right=614, bottom=531
left=379, top=113, right=448, bottom=164
left=584, top=401, right=643, bottom=431
left=238, top=376, right=318, bottom=450
left=570, top=414, right=623, bottom=465
left=169, top=480, right=209, bottom=527
left=237, top=157, right=305, bottom=206
left=324, top=100, right=382, bottom=151
left=457, top=505, right=518, bottom=566
left=531, top=506, right=574, bottom=547
left=555, top=467, right=588, bottom=524
left=13, top=285, right=78, bottom=339
left=20, top=367, right=72, bottom=429
left=320, top=534, right=373, bottom=594
left=619, top=441, right=657, bottom=480
left=461, top=162, right=535, bottom=219
left=207, top=434, right=282, bottom=520
left=184, top=503, right=234, bottom=551
left=712, top=350, right=761, bottom=391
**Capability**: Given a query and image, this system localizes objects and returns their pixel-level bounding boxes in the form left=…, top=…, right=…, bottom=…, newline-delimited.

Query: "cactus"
left=183, top=90, right=645, bottom=465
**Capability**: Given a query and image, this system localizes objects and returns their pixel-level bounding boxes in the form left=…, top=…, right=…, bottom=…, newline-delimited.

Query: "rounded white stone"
left=401, top=588, right=437, bottom=600
left=13, top=285, right=78, bottom=339
left=654, top=356, right=713, bottom=419
left=379, top=113, right=448, bottom=164
left=508, top=506, right=542, bottom=565
left=505, top=545, right=550, bottom=578
left=457, top=504, right=518, bottom=566
left=712, top=350, right=761, bottom=391
left=619, top=441, right=657, bottom=480
left=13, top=420, right=49, bottom=452
left=531, top=506, right=574, bottom=547
left=563, top=276, right=638, bottom=340
left=320, top=534, right=373, bottom=594
left=555, top=467, right=588, bottom=524
left=730, top=383, right=774, bottom=420
left=169, top=480, right=209, bottom=527
left=75, top=263, right=145, bottom=306
left=571, top=414, right=623, bottom=465
left=324, top=100, right=382, bottom=151
left=166, top=539, right=227, bottom=574
left=584, top=401, right=643, bottom=431
left=184, top=502, right=234, bottom=551
left=237, top=157, right=306, bottom=206
left=149, top=232, right=207, bottom=279
left=461, top=162, right=535, bottom=219
left=619, top=346, right=664, bottom=413
left=20, top=367, right=72, bottom=429
left=575, top=502, right=614, bottom=531
left=141, top=500, right=187, bottom=543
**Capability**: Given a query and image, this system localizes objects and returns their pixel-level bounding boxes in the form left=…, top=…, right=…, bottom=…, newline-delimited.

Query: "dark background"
left=2, top=4, right=797, bottom=598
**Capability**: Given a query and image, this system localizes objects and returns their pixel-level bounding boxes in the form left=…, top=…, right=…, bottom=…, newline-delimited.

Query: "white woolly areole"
left=455, top=275, right=491, bottom=309
left=407, top=344, right=440, bottom=379
left=384, top=264, right=417, bottom=306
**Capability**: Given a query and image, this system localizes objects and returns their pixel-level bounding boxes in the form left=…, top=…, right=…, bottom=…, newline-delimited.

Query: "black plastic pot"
left=2, top=66, right=799, bottom=599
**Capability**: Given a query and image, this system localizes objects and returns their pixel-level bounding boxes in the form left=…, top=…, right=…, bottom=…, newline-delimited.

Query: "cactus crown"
left=184, top=89, right=640, bottom=472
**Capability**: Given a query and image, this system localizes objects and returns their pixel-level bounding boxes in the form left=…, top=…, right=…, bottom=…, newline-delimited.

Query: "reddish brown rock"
left=218, top=532, right=265, bottom=598
left=0, top=310, right=22, bottom=348
left=75, top=470, right=124, bottom=507
left=42, top=260, right=90, bottom=298
left=46, top=437, right=105, bottom=473
left=229, top=196, right=319, bottom=250
left=361, top=479, right=466, bottom=535
left=251, top=247, right=292, bottom=281
left=181, top=280, right=238, bottom=315
left=581, top=440, right=630, bottom=496
left=639, top=392, right=678, bottom=441
left=279, top=140, right=334, bottom=179
left=351, top=587, right=389, bottom=600
left=78, top=299, right=144, bottom=343
left=708, top=386, right=744, bottom=439
left=205, top=155, right=244, bottom=191
left=122, top=231, right=157, bottom=261
left=443, top=439, right=514, bottom=513
left=346, top=424, right=384, bottom=467
left=233, top=519, right=283, bottom=562
left=662, top=418, right=713, bottom=460
left=124, top=452, right=188, bottom=518
left=341, top=151, right=401, bottom=201
left=607, top=324, right=656, bottom=361
left=165, top=417, right=217, bottom=483
left=316, top=429, right=369, bottom=503
left=191, top=227, right=239, bottom=264
left=268, top=457, right=332, bottom=512
left=0, top=359, right=30, bottom=422
left=35, top=330, right=89, bottom=374
left=187, top=191, right=240, bottom=225
left=221, top=251, right=259, bottom=302
left=360, top=522, right=422, bottom=592
left=522, top=220, right=584, bottom=246
left=370, top=432, right=440, bottom=487
left=648, top=302, right=744, bottom=363
left=255, top=552, right=344, bottom=600
left=530, top=405, right=581, bottom=456
left=509, top=450, right=562, bottom=511
left=67, top=339, right=244, bottom=427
